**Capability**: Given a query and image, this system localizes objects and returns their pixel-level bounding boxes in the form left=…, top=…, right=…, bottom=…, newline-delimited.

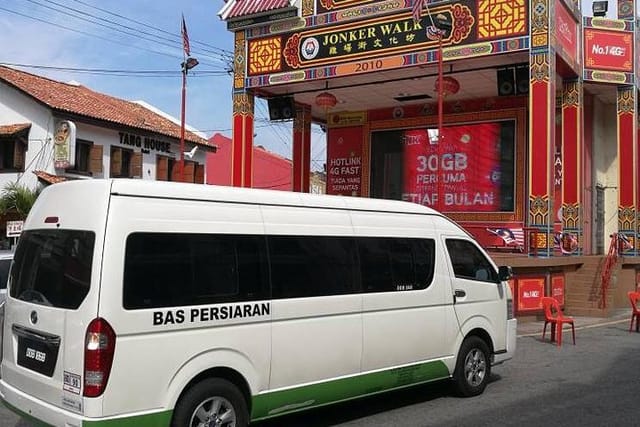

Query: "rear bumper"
left=1, top=380, right=172, bottom=427
left=1, top=379, right=83, bottom=427
left=493, top=318, right=517, bottom=365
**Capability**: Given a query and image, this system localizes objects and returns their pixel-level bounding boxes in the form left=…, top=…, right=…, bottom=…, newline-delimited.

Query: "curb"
left=517, top=317, right=629, bottom=338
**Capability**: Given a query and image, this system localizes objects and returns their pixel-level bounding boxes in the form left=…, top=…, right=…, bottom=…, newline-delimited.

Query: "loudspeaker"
left=496, top=68, right=515, bottom=96
left=267, top=96, right=295, bottom=121
left=515, top=66, right=529, bottom=95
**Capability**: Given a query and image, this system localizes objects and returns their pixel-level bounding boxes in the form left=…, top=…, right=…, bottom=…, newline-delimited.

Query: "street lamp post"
left=179, top=57, right=199, bottom=182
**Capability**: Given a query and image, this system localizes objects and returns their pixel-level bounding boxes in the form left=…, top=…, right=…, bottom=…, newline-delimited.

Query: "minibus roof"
left=55, top=179, right=440, bottom=216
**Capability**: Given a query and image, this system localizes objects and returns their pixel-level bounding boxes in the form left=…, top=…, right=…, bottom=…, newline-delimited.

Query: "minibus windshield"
left=10, top=230, right=95, bottom=309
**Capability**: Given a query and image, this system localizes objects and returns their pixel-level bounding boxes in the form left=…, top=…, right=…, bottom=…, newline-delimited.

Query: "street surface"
left=1, top=320, right=639, bottom=426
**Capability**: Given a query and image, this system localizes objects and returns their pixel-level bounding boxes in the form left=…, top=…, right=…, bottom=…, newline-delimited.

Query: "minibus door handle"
left=453, top=289, right=466, bottom=303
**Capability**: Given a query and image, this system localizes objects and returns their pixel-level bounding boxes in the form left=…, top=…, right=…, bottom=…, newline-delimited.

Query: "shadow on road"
left=255, top=373, right=503, bottom=427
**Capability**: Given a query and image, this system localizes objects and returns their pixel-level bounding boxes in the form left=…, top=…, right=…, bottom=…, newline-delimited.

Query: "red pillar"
left=561, top=79, right=583, bottom=254
left=528, top=0, right=556, bottom=256
left=231, top=92, right=254, bottom=188
left=617, top=86, right=637, bottom=253
left=292, top=105, right=311, bottom=192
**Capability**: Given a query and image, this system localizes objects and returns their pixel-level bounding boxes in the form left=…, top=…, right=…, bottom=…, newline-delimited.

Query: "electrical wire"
left=0, top=62, right=229, bottom=78
left=0, top=5, right=226, bottom=69
left=20, top=0, right=230, bottom=66
left=66, top=0, right=233, bottom=58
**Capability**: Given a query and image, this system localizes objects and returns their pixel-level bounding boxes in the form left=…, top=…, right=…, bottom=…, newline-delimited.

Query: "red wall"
left=206, top=133, right=292, bottom=190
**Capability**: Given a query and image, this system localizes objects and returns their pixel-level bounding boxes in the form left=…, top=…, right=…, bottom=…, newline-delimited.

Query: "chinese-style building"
left=218, top=0, right=639, bottom=316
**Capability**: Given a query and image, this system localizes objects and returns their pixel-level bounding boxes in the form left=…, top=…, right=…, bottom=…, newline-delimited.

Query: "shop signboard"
left=583, top=19, right=634, bottom=84
left=53, top=120, right=76, bottom=169
left=245, top=0, right=529, bottom=88
left=6, top=220, right=23, bottom=238
left=326, top=126, right=363, bottom=196
left=554, top=0, right=579, bottom=70
left=517, top=277, right=544, bottom=312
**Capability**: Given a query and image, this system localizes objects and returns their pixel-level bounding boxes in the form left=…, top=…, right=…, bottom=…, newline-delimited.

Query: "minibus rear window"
left=10, top=230, right=95, bottom=309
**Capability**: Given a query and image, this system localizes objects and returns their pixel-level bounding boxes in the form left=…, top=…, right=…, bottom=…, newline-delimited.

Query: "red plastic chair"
left=628, top=291, right=640, bottom=332
left=541, top=297, right=575, bottom=346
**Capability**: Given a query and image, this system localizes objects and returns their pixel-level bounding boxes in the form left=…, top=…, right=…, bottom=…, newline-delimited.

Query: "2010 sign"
left=584, top=28, right=633, bottom=72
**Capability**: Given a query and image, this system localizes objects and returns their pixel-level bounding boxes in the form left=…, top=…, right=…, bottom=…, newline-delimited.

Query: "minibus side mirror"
left=498, top=266, right=513, bottom=281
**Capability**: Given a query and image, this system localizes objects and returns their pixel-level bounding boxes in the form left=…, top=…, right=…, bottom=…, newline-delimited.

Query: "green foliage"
left=0, top=182, right=41, bottom=219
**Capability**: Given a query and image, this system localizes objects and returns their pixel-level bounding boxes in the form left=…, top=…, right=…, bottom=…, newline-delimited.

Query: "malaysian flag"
left=181, top=14, right=191, bottom=56
left=487, top=227, right=525, bottom=247
left=412, top=0, right=425, bottom=23
left=619, top=233, right=634, bottom=251
left=554, top=232, right=578, bottom=254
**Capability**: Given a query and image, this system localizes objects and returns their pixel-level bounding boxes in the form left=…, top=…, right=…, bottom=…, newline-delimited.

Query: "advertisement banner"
left=555, top=0, right=579, bottom=66
left=401, top=123, right=501, bottom=211
left=517, top=277, right=545, bottom=311
left=326, top=126, right=363, bottom=196
left=53, top=120, right=76, bottom=169
left=584, top=28, right=633, bottom=72
left=551, top=274, right=565, bottom=306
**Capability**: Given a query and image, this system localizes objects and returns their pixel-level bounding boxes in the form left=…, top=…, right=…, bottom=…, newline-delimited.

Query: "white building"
left=0, top=65, right=215, bottom=190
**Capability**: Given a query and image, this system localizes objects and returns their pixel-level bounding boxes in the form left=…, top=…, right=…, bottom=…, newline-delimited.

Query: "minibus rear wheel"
left=452, top=336, right=491, bottom=397
left=172, top=378, right=249, bottom=427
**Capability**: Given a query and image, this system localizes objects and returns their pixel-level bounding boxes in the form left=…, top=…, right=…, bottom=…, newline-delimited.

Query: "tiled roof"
left=221, top=0, right=293, bottom=20
left=0, top=66, right=212, bottom=148
left=0, top=123, right=31, bottom=136
left=33, top=170, right=67, bottom=185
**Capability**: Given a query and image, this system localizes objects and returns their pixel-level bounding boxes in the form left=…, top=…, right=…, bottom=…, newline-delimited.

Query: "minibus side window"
left=358, top=237, right=435, bottom=292
left=123, top=233, right=268, bottom=309
left=445, top=239, right=497, bottom=282
left=268, top=236, right=358, bottom=299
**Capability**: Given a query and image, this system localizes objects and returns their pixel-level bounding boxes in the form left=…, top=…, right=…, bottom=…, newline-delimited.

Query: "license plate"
left=17, top=336, right=59, bottom=377
left=63, top=371, right=82, bottom=394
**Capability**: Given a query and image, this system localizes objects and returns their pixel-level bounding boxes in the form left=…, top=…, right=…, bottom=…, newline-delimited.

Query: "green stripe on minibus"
left=251, top=360, right=450, bottom=421
left=83, top=410, right=172, bottom=426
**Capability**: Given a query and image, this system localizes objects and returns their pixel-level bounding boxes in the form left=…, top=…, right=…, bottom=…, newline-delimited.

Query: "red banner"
left=584, top=29, right=633, bottom=72
left=517, top=278, right=544, bottom=311
left=555, top=0, right=578, bottom=65
left=402, top=123, right=501, bottom=211
left=551, top=274, right=565, bottom=306
left=326, top=126, right=363, bottom=196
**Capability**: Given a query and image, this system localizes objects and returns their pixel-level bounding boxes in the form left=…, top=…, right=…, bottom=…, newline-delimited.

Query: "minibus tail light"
left=83, top=318, right=116, bottom=397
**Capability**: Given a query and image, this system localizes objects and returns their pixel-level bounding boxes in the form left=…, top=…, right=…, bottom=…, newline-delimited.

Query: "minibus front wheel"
left=172, top=378, right=249, bottom=427
left=452, top=336, right=491, bottom=397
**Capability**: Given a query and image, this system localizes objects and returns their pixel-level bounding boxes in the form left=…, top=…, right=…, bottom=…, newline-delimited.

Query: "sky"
left=0, top=0, right=327, bottom=170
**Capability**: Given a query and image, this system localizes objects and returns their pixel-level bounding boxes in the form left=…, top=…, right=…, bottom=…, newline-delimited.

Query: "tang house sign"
left=583, top=25, right=634, bottom=83
left=53, top=120, right=76, bottom=169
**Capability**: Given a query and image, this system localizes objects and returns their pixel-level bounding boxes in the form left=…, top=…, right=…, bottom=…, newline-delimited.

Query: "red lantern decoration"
left=434, top=76, right=460, bottom=97
left=315, top=91, right=338, bottom=111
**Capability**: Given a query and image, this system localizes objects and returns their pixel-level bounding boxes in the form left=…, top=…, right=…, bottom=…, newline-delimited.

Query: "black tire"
left=172, top=378, right=249, bottom=427
left=452, top=336, right=491, bottom=397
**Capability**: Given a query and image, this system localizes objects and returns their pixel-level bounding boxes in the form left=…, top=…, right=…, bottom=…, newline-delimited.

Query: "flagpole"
left=179, top=15, right=187, bottom=183
left=179, top=57, right=187, bottom=183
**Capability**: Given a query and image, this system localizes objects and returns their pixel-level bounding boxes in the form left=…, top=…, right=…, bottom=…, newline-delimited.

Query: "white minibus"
left=0, top=179, right=516, bottom=426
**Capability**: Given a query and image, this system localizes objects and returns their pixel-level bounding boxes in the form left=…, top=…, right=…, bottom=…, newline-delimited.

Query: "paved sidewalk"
left=516, top=308, right=632, bottom=337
